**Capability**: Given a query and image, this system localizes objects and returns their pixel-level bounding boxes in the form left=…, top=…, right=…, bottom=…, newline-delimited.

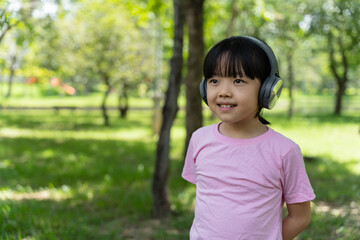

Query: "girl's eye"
left=208, top=79, right=218, bottom=84
left=234, top=79, right=245, bottom=84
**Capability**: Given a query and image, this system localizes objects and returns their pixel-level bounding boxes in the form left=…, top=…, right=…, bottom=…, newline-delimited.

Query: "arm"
left=282, top=201, right=311, bottom=240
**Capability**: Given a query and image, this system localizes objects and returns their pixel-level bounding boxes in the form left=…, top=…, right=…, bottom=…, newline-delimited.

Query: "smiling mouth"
left=218, top=104, right=237, bottom=108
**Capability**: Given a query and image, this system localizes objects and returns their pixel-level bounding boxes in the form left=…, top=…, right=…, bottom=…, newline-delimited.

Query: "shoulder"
left=188, top=123, right=220, bottom=153
left=270, top=128, right=298, bottom=146
left=266, top=128, right=301, bottom=158
left=191, top=123, right=217, bottom=142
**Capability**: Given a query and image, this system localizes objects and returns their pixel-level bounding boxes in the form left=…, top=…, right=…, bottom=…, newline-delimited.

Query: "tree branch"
left=0, top=20, right=21, bottom=43
left=338, top=35, right=348, bottom=82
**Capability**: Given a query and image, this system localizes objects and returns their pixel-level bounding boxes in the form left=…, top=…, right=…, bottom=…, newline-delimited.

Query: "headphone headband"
left=241, top=36, right=279, bottom=78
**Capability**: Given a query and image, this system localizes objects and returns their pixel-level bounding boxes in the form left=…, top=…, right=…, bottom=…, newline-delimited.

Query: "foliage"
left=307, top=0, right=360, bottom=68
left=1, top=0, right=359, bottom=103
left=0, top=0, right=34, bottom=43
left=1, top=0, right=174, bottom=97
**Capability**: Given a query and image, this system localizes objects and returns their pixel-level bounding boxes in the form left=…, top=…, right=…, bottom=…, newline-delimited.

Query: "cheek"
left=236, top=89, right=259, bottom=107
left=207, top=95, right=217, bottom=109
left=249, top=92, right=260, bottom=106
left=249, top=84, right=261, bottom=103
left=207, top=91, right=218, bottom=109
left=206, top=89, right=216, bottom=101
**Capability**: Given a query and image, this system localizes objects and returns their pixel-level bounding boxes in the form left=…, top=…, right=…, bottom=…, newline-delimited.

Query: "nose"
left=218, top=82, right=232, bottom=98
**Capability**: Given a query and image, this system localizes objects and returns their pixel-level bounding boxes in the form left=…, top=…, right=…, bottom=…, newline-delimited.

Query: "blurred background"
left=0, top=0, right=359, bottom=239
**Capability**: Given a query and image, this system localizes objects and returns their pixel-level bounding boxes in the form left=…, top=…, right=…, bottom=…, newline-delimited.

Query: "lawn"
left=0, top=94, right=359, bottom=239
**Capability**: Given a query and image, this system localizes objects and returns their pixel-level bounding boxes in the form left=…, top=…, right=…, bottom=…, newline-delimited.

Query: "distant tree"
left=0, top=1, right=38, bottom=97
left=4, top=31, right=26, bottom=98
left=152, top=0, right=185, bottom=218
left=78, top=1, right=129, bottom=125
left=268, top=0, right=306, bottom=118
left=308, top=0, right=360, bottom=115
left=56, top=0, right=141, bottom=125
left=117, top=81, right=128, bottom=118
left=32, top=17, right=61, bottom=73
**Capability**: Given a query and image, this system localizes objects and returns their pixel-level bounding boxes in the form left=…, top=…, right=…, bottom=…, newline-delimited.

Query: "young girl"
left=182, top=36, right=315, bottom=240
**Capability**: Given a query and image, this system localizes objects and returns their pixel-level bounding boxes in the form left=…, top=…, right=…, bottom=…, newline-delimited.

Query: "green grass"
left=0, top=95, right=360, bottom=239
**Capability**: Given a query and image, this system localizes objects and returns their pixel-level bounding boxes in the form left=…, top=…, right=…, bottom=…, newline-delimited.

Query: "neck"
left=219, top=119, right=268, bottom=139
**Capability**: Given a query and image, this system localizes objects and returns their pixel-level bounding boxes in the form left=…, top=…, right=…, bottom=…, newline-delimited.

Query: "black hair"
left=203, top=36, right=271, bottom=125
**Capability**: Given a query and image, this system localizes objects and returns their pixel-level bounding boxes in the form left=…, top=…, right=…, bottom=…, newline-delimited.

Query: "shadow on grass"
left=0, top=136, right=157, bottom=239
left=0, top=110, right=153, bottom=131
left=0, top=137, right=154, bottom=189
left=299, top=157, right=360, bottom=239
left=306, top=157, right=360, bottom=205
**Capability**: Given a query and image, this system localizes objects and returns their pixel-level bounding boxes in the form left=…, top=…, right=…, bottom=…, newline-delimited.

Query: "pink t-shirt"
left=182, top=123, right=315, bottom=240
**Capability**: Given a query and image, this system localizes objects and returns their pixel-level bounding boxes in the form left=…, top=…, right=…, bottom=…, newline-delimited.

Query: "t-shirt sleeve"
left=182, top=136, right=197, bottom=184
left=282, top=145, right=316, bottom=204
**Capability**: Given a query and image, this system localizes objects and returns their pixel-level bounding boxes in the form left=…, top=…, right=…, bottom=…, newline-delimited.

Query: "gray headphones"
left=199, top=36, right=283, bottom=110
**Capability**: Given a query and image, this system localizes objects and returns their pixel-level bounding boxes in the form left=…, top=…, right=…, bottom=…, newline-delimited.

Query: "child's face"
left=206, top=74, right=261, bottom=126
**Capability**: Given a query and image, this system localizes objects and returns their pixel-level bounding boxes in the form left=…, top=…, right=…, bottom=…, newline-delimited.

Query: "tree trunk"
left=118, top=82, right=128, bottom=119
left=153, top=15, right=163, bottom=135
left=226, top=0, right=238, bottom=37
left=101, top=75, right=111, bottom=126
left=6, top=54, right=17, bottom=98
left=328, top=33, right=348, bottom=116
left=184, top=0, right=205, bottom=157
left=286, top=51, right=294, bottom=118
left=152, top=0, right=185, bottom=219
left=335, top=80, right=346, bottom=115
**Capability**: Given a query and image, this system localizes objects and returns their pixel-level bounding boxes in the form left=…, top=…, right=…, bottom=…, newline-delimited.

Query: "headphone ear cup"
left=258, top=76, right=283, bottom=110
left=199, top=78, right=208, bottom=105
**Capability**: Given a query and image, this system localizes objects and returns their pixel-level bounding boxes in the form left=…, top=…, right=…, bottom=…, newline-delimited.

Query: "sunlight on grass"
left=1, top=94, right=154, bottom=108
left=269, top=116, right=360, bottom=175
left=279, top=125, right=359, bottom=161
left=0, top=185, right=73, bottom=201
left=0, top=127, right=153, bottom=141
